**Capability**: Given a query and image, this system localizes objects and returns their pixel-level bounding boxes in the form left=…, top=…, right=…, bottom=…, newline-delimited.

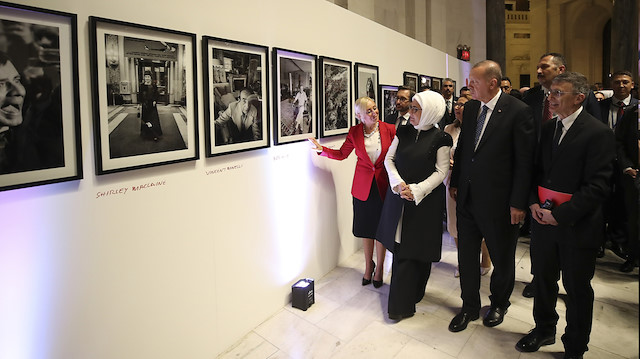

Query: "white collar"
left=480, top=91, right=502, bottom=111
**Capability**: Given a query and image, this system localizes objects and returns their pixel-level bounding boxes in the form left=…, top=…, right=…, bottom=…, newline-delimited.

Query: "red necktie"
left=542, top=96, right=552, bottom=123
left=616, top=102, right=625, bottom=127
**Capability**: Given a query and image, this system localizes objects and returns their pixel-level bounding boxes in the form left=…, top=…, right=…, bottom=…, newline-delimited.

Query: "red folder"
left=538, top=186, right=572, bottom=207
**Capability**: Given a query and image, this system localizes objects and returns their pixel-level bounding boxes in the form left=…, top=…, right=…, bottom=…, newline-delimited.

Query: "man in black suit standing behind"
left=448, top=60, right=535, bottom=332
left=384, top=86, right=414, bottom=130
left=438, top=78, right=456, bottom=129
left=515, top=72, right=615, bottom=359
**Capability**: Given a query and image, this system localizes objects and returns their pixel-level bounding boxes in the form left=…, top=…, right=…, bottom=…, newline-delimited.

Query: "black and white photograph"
left=0, top=2, right=82, bottom=192
left=403, top=71, right=418, bottom=93
left=319, top=56, right=351, bottom=138
left=203, top=36, right=269, bottom=156
left=431, top=76, right=442, bottom=92
left=379, top=84, right=398, bottom=123
left=419, top=74, right=431, bottom=91
left=354, top=62, right=378, bottom=108
left=272, top=48, right=316, bottom=145
left=451, top=79, right=457, bottom=97
left=90, top=17, right=198, bottom=174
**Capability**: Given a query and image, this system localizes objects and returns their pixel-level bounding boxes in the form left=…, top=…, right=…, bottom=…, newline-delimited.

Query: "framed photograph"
left=318, top=56, right=351, bottom=138
left=431, top=77, right=442, bottom=92
left=451, top=80, right=457, bottom=97
left=89, top=17, right=198, bottom=174
left=203, top=36, right=269, bottom=157
left=0, top=2, right=82, bottom=192
left=419, top=74, right=431, bottom=92
left=403, top=71, right=418, bottom=93
left=272, top=48, right=317, bottom=145
left=354, top=62, right=378, bottom=108
left=379, top=84, right=398, bottom=124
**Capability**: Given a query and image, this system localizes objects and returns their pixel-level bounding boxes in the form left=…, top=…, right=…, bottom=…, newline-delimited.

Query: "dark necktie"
left=474, top=105, right=489, bottom=148
left=552, top=120, right=563, bottom=153
left=615, top=102, right=625, bottom=128
left=542, top=95, right=552, bottom=123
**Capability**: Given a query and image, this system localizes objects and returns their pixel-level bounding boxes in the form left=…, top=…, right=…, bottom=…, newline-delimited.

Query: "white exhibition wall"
left=0, top=0, right=472, bottom=358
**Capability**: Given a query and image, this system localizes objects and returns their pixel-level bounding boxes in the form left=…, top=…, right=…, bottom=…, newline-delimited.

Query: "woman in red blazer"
left=309, top=97, right=396, bottom=287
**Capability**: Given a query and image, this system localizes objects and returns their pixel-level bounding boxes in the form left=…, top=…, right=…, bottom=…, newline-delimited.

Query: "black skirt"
left=352, top=178, right=384, bottom=238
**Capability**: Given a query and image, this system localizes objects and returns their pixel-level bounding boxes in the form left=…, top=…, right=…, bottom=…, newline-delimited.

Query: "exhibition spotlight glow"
left=267, top=144, right=313, bottom=285
left=0, top=187, right=58, bottom=359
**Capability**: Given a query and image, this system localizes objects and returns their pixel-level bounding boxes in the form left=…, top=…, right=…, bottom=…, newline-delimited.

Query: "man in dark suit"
left=384, top=86, right=414, bottom=129
left=437, top=78, right=456, bottom=129
left=520, top=53, right=602, bottom=298
left=448, top=60, right=535, bottom=332
left=515, top=72, right=615, bottom=359
left=598, top=71, right=638, bottom=262
left=615, top=103, right=639, bottom=272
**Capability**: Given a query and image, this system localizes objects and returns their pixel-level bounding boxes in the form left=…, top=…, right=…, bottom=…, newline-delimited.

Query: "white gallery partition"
left=0, top=0, right=475, bottom=357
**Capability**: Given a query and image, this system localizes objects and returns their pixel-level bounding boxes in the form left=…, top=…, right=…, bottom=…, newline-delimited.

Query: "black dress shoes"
left=609, top=242, right=628, bottom=260
left=388, top=312, right=414, bottom=321
left=515, top=329, right=555, bottom=352
left=522, top=282, right=535, bottom=298
left=448, top=311, right=479, bottom=332
left=483, top=306, right=507, bottom=327
left=596, top=246, right=605, bottom=258
left=620, top=258, right=638, bottom=273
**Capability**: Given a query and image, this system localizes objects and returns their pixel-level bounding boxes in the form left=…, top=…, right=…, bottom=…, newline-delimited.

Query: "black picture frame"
left=0, top=2, right=82, bottom=192
left=403, top=71, right=419, bottom=93
left=354, top=63, right=379, bottom=123
left=89, top=16, right=199, bottom=175
left=419, top=74, right=432, bottom=92
left=202, top=36, right=269, bottom=157
left=318, top=56, right=352, bottom=138
left=431, top=77, right=442, bottom=92
left=272, top=48, right=317, bottom=145
left=379, top=84, right=398, bottom=124
left=452, top=80, right=457, bottom=97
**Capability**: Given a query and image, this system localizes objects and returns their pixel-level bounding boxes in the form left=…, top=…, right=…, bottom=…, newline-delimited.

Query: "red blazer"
left=319, top=122, right=396, bottom=201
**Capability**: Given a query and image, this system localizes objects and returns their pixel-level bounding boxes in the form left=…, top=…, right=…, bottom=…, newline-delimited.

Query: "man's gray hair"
left=552, top=72, right=590, bottom=94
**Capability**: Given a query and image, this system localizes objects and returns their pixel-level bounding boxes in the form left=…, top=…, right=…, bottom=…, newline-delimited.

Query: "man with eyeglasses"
left=384, top=86, right=414, bottom=130
left=516, top=72, right=614, bottom=359
left=520, top=53, right=602, bottom=298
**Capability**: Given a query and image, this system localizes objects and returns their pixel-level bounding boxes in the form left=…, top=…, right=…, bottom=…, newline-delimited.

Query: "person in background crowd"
left=384, top=86, right=414, bottom=130
left=594, top=91, right=605, bottom=101
left=598, top=71, right=638, bottom=263
left=309, top=97, right=396, bottom=288
left=448, top=60, right=534, bottom=332
left=500, top=76, right=513, bottom=94
left=444, top=95, right=492, bottom=278
left=376, top=90, right=452, bottom=321
left=459, top=86, right=472, bottom=100
left=516, top=72, right=615, bottom=359
left=438, top=78, right=456, bottom=129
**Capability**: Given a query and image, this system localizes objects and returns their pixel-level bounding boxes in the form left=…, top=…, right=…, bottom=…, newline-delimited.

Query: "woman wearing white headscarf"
left=377, top=90, right=453, bottom=320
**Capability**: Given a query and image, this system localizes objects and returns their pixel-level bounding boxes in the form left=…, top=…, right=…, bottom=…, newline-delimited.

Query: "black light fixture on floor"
left=291, top=278, right=314, bottom=311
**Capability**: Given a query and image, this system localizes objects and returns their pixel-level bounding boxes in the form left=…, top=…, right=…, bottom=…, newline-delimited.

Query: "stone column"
left=486, top=0, right=506, bottom=68
left=611, top=0, right=638, bottom=78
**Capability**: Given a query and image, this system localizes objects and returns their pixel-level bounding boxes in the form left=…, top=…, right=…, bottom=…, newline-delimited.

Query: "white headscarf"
left=412, top=90, right=446, bottom=131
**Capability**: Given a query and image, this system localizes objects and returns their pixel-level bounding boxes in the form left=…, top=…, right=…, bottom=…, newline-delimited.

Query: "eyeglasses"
left=454, top=103, right=466, bottom=108
left=396, top=97, right=410, bottom=102
left=409, top=106, right=421, bottom=113
left=548, top=89, right=580, bottom=97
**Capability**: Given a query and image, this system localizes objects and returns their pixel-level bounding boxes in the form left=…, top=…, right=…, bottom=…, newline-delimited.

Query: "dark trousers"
left=621, top=174, right=639, bottom=261
left=456, top=200, right=519, bottom=313
left=388, top=243, right=432, bottom=315
left=530, top=223, right=598, bottom=356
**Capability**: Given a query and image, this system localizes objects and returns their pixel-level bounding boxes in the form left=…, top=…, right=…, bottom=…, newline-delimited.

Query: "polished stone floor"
left=219, top=233, right=639, bottom=359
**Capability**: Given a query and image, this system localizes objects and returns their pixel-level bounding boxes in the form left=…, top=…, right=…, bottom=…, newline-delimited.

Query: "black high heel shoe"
left=362, top=261, right=375, bottom=286
left=372, top=272, right=383, bottom=288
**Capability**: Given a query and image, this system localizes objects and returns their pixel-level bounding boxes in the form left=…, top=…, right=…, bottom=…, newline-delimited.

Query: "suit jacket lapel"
left=550, top=111, right=586, bottom=166
left=476, top=92, right=508, bottom=151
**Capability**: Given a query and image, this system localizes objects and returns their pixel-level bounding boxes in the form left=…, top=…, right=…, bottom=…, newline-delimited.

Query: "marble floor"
left=218, top=233, right=639, bottom=359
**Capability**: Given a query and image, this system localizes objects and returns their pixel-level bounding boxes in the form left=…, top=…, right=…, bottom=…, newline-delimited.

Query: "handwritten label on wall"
left=205, top=164, right=244, bottom=176
left=95, top=180, right=167, bottom=199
